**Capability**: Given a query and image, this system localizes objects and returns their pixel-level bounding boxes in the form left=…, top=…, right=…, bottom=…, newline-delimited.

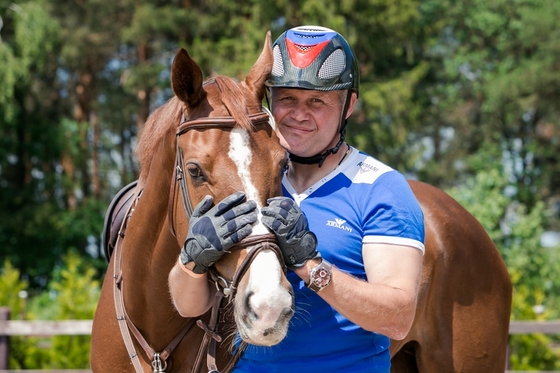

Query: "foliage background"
left=1, top=0, right=559, bottom=369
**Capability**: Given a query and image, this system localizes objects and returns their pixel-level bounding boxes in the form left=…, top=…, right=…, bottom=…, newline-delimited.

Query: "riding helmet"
left=266, top=25, right=359, bottom=96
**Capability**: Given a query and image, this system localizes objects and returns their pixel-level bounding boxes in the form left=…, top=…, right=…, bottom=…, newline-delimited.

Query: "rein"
left=194, top=234, right=285, bottom=373
left=114, top=110, right=283, bottom=373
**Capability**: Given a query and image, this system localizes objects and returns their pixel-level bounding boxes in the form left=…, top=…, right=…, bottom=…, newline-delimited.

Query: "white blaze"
left=228, top=128, right=292, bottom=345
left=228, top=128, right=268, bottom=235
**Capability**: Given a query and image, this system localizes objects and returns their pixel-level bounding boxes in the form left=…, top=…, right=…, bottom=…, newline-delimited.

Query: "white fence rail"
left=1, top=307, right=560, bottom=372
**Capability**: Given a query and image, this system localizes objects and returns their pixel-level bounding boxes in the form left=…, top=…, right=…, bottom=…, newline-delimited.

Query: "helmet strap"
left=289, top=91, right=352, bottom=168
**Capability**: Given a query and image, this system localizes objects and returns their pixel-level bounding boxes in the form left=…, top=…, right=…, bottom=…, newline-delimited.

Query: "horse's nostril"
left=245, top=292, right=258, bottom=321
left=281, top=306, right=294, bottom=320
left=262, top=327, right=273, bottom=337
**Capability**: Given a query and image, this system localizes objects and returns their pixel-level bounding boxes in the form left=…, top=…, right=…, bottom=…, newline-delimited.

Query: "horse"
left=91, top=32, right=293, bottom=372
left=91, top=31, right=512, bottom=372
left=390, top=181, right=512, bottom=372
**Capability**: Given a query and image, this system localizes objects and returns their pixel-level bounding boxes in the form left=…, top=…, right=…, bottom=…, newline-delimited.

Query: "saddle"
left=102, top=180, right=138, bottom=261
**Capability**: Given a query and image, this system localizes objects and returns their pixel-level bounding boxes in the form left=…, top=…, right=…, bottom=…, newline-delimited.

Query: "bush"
left=1, top=252, right=100, bottom=369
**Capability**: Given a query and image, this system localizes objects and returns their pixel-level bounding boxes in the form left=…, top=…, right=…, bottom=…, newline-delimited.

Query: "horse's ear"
left=244, top=31, right=273, bottom=102
left=171, top=48, right=206, bottom=107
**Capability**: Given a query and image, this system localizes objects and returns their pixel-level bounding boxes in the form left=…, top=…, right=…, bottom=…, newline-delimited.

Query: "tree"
left=447, top=151, right=560, bottom=370
left=413, top=0, right=560, bottom=209
left=0, top=0, right=70, bottom=283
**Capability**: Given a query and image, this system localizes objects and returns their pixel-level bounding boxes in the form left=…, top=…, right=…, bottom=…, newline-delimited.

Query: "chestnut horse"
left=91, top=32, right=293, bottom=372
left=91, top=32, right=512, bottom=372
left=390, top=181, right=512, bottom=372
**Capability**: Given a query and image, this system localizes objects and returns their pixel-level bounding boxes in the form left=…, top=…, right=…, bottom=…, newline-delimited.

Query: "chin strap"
left=289, top=91, right=353, bottom=168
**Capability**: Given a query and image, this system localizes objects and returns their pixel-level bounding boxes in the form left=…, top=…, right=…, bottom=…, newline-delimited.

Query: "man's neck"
left=286, top=144, right=350, bottom=194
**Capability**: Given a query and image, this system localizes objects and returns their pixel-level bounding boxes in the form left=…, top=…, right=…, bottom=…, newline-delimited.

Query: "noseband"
left=218, top=235, right=286, bottom=298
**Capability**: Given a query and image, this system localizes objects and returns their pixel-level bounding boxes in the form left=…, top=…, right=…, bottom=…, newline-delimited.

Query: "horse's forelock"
left=212, top=76, right=255, bottom=130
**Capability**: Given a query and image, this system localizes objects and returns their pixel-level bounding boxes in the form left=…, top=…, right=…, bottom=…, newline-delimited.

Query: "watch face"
left=312, top=267, right=331, bottom=287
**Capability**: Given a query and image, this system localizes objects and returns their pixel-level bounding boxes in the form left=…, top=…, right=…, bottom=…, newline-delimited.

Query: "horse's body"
left=390, top=181, right=512, bottom=372
left=91, top=32, right=511, bottom=372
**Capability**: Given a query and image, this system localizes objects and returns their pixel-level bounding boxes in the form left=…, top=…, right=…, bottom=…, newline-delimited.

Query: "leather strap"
left=112, top=206, right=282, bottom=373
left=228, top=234, right=285, bottom=300
left=192, top=289, right=225, bottom=372
left=113, top=189, right=146, bottom=372
left=112, top=187, right=197, bottom=372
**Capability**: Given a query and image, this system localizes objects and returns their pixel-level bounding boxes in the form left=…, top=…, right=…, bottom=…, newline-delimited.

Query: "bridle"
left=113, top=109, right=287, bottom=373
left=168, top=110, right=271, bottom=236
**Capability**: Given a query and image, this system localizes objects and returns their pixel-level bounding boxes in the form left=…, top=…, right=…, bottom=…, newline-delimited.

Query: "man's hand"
left=261, top=197, right=319, bottom=268
left=181, top=192, right=257, bottom=274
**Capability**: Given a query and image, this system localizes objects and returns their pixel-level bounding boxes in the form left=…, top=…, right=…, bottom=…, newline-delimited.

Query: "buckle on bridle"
left=215, top=276, right=231, bottom=297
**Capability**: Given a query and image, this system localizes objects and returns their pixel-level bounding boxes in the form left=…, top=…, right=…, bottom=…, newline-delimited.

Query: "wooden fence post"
left=0, top=307, right=9, bottom=370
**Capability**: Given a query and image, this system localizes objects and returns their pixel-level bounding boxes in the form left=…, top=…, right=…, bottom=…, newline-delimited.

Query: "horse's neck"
left=122, top=134, right=186, bottom=344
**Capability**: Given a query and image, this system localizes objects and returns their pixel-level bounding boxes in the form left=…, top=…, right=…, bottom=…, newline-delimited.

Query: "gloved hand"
left=261, top=197, right=319, bottom=268
left=181, top=192, right=257, bottom=274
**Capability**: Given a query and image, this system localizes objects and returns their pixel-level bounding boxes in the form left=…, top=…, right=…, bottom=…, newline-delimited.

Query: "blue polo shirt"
left=234, top=148, right=425, bottom=373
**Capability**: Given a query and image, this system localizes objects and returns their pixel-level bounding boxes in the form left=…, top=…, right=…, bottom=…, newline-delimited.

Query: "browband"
left=177, top=111, right=272, bottom=136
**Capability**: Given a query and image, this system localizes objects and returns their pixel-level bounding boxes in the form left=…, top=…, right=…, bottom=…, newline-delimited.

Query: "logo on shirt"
left=357, top=161, right=379, bottom=173
left=326, top=218, right=352, bottom=232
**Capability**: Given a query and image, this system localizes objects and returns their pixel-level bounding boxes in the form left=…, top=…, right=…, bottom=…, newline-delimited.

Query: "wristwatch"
left=307, top=259, right=333, bottom=292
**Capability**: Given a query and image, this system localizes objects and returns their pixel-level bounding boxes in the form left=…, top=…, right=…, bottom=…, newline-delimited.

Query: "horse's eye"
left=186, top=163, right=204, bottom=179
left=282, top=156, right=289, bottom=171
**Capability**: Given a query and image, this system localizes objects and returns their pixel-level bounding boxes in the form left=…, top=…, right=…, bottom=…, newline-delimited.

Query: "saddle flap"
left=102, top=180, right=138, bottom=261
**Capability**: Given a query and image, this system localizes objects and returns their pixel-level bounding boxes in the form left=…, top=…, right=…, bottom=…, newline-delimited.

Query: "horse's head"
left=168, top=32, right=293, bottom=347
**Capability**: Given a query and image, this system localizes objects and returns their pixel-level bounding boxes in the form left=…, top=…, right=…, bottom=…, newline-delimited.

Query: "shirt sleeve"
left=360, top=171, right=425, bottom=254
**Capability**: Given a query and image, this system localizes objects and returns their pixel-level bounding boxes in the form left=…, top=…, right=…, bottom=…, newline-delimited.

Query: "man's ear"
left=345, top=92, right=358, bottom=119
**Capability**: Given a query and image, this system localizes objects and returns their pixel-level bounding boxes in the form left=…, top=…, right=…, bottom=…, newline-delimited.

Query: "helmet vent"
left=271, top=45, right=284, bottom=76
left=295, top=44, right=313, bottom=52
left=318, top=49, right=346, bottom=80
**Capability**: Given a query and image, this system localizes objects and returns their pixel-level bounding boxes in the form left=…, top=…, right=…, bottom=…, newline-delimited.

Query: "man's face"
left=270, top=88, right=346, bottom=158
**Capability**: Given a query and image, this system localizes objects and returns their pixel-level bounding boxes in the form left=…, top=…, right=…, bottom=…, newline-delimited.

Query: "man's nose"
left=289, top=102, right=310, bottom=121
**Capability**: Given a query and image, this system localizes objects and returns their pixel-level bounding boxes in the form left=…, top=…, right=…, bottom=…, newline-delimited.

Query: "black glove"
left=261, top=197, right=319, bottom=268
left=181, top=192, right=257, bottom=274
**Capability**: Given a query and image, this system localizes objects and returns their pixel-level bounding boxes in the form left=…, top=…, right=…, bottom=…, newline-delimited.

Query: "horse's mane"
left=135, top=75, right=256, bottom=183
left=135, top=96, right=182, bottom=183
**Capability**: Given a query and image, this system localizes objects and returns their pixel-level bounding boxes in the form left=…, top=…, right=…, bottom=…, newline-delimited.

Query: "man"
left=169, top=26, right=424, bottom=372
